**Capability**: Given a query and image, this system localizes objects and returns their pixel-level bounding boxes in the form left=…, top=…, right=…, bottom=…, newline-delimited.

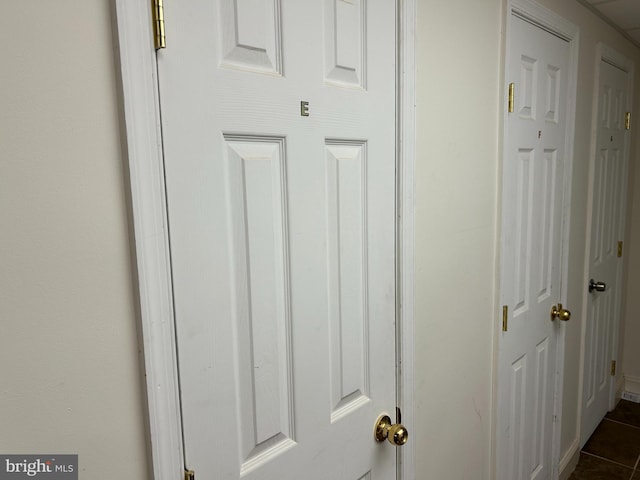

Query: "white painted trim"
left=555, top=19, right=579, bottom=480
left=112, top=2, right=184, bottom=480
left=398, top=0, right=416, bottom=479
left=558, top=440, right=580, bottom=480
left=500, top=2, right=579, bottom=479
left=616, top=374, right=625, bottom=402
left=601, top=44, right=635, bottom=73
left=625, top=375, right=640, bottom=395
left=114, top=1, right=416, bottom=479
left=511, top=0, right=579, bottom=42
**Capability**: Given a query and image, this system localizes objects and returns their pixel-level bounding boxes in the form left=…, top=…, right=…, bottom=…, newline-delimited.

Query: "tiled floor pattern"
left=570, top=400, right=640, bottom=479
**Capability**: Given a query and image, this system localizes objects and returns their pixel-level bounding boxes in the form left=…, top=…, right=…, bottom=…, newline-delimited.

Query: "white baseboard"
left=558, top=377, right=637, bottom=480
left=622, top=391, right=640, bottom=403
left=558, top=438, right=580, bottom=480
left=624, top=375, right=640, bottom=395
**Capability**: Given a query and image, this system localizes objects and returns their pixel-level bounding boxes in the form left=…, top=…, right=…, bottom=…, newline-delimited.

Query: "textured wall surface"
left=415, top=1, right=502, bottom=478
left=0, top=2, right=150, bottom=478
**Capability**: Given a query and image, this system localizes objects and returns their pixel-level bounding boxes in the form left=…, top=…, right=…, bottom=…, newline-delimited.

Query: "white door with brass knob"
left=156, top=1, right=401, bottom=479
left=497, top=7, right=577, bottom=480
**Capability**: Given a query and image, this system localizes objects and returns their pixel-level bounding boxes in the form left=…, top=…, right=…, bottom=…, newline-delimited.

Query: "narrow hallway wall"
left=415, top=1, right=502, bottom=478
left=0, top=1, right=150, bottom=478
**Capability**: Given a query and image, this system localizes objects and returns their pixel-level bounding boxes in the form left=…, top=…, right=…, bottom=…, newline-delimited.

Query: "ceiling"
left=579, top=0, right=640, bottom=47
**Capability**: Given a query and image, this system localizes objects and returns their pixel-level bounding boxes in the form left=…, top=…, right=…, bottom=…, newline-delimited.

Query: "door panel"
left=219, top=0, right=283, bottom=74
left=581, top=59, right=629, bottom=446
left=323, top=1, right=366, bottom=87
left=225, top=135, right=295, bottom=465
left=156, top=1, right=398, bottom=479
left=326, top=139, right=370, bottom=420
left=498, top=15, right=571, bottom=480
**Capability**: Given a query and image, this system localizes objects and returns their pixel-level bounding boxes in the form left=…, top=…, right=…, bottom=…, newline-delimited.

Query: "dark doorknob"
left=589, top=279, right=606, bottom=293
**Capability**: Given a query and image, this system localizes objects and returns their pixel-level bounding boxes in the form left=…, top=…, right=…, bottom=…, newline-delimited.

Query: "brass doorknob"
left=374, top=413, right=408, bottom=446
left=550, top=303, right=571, bottom=322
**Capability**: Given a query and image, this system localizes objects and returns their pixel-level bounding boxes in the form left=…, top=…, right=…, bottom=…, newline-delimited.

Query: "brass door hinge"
left=184, top=470, right=195, bottom=480
left=152, top=0, right=166, bottom=49
left=611, top=360, right=617, bottom=376
left=502, top=305, right=508, bottom=332
left=508, top=83, right=515, bottom=113
left=618, top=241, right=623, bottom=258
left=625, top=112, right=631, bottom=130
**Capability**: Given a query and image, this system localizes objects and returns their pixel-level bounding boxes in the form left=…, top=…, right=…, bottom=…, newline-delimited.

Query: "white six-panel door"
left=498, top=12, right=572, bottom=480
left=156, top=1, right=398, bottom=479
left=581, top=58, right=630, bottom=446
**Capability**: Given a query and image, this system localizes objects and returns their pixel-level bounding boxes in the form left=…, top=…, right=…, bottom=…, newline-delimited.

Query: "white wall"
left=415, top=2, right=502, bottom=478
left=623, top=121, right=640, bottom=393
left=0, top=1, right=150, bottom=478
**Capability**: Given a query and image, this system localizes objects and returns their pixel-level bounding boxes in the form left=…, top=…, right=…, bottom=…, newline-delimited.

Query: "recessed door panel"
left=514, top=148, right=534, bottom=315
left=325, top=140, right=371, bottom=421
left=219, top=0, right=283, bottom=74
left=531, top=337, right=549, bottom=479
left=545, top=66, right=560, bottom=123
left=519, top=55, right=537, bottom=119
left=323, top=0, right=366, bottom=87
left=224, top=136, right=296, bottom=469
left=536, top=149, right=557, bottom=301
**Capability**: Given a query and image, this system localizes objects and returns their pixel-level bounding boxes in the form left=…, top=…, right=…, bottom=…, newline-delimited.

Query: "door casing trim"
left=498, top=1, right=579, bottom=478
left=112, top=1, right=416, bottom=479
left=112, top=1, right=184, bottom=478
left=397, top=1, right=416, bottom=477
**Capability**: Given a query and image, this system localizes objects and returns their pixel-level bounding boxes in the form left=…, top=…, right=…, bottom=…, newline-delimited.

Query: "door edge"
left=112, top=1, right=184, bottom=479
left=397, top=0, right=417, bottom=478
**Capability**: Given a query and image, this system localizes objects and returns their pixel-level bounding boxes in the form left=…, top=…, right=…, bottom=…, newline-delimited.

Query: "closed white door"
left=156, top=1, right=399, bottom=479
left=497, top=14, right=572, bottom=480
left=581, top=59, right=630, bottom=446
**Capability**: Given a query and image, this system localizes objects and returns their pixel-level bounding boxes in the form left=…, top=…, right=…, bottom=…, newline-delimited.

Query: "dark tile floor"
left=569, top=400, right=640, bottom=479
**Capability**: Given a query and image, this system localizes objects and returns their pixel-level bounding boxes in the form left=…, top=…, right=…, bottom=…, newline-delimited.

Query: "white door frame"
left=577, top=42, right=634, bottom=444
left=111, top=1, right=416, bottom=479
left=500, top=1, right=579, bottom=478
